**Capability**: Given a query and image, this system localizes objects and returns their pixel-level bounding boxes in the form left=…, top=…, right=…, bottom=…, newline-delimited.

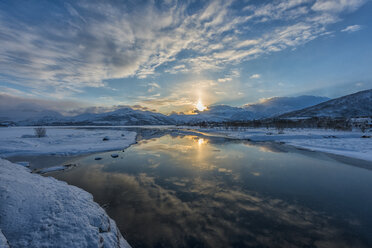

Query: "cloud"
left=148, top=82, right=161, bottom=92
left=341, top=24, right=362, bottom=33
left=235, top=39, right=260, bottom=48
left=311, top=0, right=366, bottom=12
left=0, top=93, right=87, bottom=118
left=0, top=0, right=367, bottom=97
left=217, top=69, right=240, bottom=83
left=250, top=74, right=261, bottom=79
left=217, top=77, right=232, bottom=83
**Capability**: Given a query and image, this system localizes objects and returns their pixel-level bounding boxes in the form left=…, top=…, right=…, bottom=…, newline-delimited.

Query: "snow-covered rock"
left=0, top=158, right=131, bottom=248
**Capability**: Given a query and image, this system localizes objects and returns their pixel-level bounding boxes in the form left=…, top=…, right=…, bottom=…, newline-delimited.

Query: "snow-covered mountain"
left=0, top=108, right=64, bottom=126
left=170, top=96, right=329, bottom=124
left=170, top=105, right=255, bottom=124
left=3, top=91, right=367, bottom=126
left=243, top=95, right=330, bottom=119
left=67, top=107, right=174, bottom=125
left=279, top=89, right=372, bottom=119
left=0, top=107, right=174, bottom=126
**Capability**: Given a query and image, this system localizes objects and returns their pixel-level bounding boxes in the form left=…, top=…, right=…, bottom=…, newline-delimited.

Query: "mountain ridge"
left=1, top=90, right=370, bottom=126
left=279, top=89, right=372, bottom=119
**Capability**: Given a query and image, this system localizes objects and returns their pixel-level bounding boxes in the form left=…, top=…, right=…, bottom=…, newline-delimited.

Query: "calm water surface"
left=50, top=134, right=372, bottom=248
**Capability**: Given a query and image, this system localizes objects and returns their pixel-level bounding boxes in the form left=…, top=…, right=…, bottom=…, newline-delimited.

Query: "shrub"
left=34, top=127, right=47, bottom=138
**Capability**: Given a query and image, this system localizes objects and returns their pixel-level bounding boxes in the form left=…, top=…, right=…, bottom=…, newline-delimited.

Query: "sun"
left=196, top=99, right=207, bottom=111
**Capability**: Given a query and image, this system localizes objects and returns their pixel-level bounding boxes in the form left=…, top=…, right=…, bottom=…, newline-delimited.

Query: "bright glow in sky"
left=196, top=99, right=207, bottom=112
left=0, top=0, right=371, bottom=114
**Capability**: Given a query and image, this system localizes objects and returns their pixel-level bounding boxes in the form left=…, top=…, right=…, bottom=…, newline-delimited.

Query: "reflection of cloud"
left=244, top=141, right=287, bottom=154
left=53, top=135, right=367, bottom=248
left=58, top=161, right=350, bottom=248
left=218, top=168, right=232, bottom=173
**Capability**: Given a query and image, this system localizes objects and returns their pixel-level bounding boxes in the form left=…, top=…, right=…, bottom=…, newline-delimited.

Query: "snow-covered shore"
left=193, top=127, right=372, bottom=162
left=0, top=127, right=136, bottom=157
left=0, top=158, right=131, bottom=247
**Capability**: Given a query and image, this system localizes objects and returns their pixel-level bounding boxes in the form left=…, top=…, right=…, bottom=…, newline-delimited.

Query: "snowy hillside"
left=67, top=107, right=174, bottom=125
left=1, top=107, right=174, bottom=126
left=243, top=95, right=329, bottom=119
left=170, top=105, right=255, bottom=124
left=3, top=91, right=366, bottom=126
left=170, top=96, right=329, bottom=124
left=0, top=108, right=64, bottom=126
left=280, top=89, right=372, bottom=119
left=0, top=158, right=131, bottom=248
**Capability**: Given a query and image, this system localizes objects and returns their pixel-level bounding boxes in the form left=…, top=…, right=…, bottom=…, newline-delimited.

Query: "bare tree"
left=34, top=127, right=47, bottom=138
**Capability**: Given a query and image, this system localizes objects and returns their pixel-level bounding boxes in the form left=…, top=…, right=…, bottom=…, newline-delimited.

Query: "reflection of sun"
left=196, top=99, right=206, bottom=111
left=198, top=138, right=205, bottom=145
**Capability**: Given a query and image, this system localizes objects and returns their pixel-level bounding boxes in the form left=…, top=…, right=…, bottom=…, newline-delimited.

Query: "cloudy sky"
left=0, top=0, right=371, bottom=114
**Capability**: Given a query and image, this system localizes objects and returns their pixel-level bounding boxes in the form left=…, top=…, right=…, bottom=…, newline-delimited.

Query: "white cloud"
left=311, top=0, right=366, bottom=13
left=147, top=82, right=161, bottom=92
left=235, top=39, right=260, bottom=48
left=341, top=25, right=362, bottom=33
left=148, top=82, right=160, bottom=88
left=218, top=77, right=233, bottom=83
left=250, top=74, right=261, bottom=79
left=0, top=0, right=367, bottom=96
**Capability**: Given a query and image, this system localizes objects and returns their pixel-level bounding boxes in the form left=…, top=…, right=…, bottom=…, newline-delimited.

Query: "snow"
left=0, top=127, right=137, bottom=157
left=193, top=127, right=372, bottom=162
left=280, top=89, right=372, bottom=118
left=0, top=158, right=131, bottom=248
left=0, top=229, right=9, bottom=248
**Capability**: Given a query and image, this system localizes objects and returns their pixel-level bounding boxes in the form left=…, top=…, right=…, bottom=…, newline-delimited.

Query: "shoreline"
left=5, top=128, right=371, bottom=175
left=1, top=126, right=371, bottom=166
left=1, top=126, right=370, bottom=247
left=189, top=127, right=372, bottom=163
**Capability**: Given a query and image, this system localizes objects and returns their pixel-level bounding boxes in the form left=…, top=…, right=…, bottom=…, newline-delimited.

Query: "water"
left=48, top=134, right=372, bottom=247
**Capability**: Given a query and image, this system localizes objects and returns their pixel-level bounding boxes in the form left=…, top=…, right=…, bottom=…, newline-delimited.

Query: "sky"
left=0, top=0, right=371, bottom=115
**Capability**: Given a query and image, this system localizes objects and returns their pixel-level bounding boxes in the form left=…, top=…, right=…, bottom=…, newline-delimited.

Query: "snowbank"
left=0, top=127, right=136, bottom=157
left=0, top=158, right=131, bottom=248
left=194, top=128, right=372, bottom=162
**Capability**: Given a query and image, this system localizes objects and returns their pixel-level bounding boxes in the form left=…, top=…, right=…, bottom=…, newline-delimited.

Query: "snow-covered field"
left=0, top=127, right=136, bottom=157
left=0, top=158, right=131, bottom=248
left=193, top=127, right=372, bottom=162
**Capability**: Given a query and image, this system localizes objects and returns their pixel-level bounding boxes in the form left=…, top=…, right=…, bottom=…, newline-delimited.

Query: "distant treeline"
left=185, top=117, right=372, bottom=132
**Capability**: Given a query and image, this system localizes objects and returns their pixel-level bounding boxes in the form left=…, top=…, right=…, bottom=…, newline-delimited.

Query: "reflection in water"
left=51, top=134, right=372, bottom=248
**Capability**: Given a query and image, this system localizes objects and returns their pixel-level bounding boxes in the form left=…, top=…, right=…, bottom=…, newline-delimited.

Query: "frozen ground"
left=0, top=127, right=137, bottom=157
left=193, top=127, right=372, bottom=162
left=0, top=158, right=131, bottom=248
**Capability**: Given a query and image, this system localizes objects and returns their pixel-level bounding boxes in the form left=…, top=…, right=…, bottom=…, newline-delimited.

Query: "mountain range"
left=0, top=90, right=371, bottom=126
left=279, top=89, right=372, bottom=119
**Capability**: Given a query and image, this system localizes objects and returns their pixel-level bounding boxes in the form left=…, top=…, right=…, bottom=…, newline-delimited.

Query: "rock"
left=95, top=157, right=103, bottom=160
left=102, top=136, right=110, bottom=141
left=111, top=154, right=119, bottom=158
